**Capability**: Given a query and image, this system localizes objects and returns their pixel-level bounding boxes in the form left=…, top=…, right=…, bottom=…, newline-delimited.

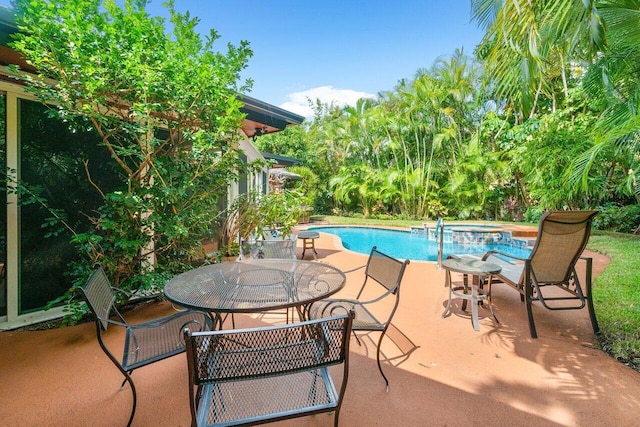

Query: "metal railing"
left=435, top=217, right=444, bottom=269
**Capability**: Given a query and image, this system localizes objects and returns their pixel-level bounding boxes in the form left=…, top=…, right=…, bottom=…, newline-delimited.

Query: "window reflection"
left=18, top=99, right=121, bottom=313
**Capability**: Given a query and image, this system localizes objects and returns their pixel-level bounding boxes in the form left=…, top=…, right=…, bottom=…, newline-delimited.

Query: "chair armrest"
left=483, top=250, right=527, bottom=263
left=341, top=264, right=365, bottom=274
left=315, top=299, right=359, bottom=318
left=96, top=311, right=175, bottom=330
left=129, top=309, right=211, bottom=331
left=112, top=286, right=162, bottom=301
left=94, top=315, right=129, bottom=328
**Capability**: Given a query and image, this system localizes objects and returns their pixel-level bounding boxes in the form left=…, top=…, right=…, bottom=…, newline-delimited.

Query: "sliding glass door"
left=17, top=98, right=121, bottom=313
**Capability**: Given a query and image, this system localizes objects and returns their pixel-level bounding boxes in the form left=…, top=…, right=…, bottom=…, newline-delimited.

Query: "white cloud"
left=280, top=85, right=376, bottom=119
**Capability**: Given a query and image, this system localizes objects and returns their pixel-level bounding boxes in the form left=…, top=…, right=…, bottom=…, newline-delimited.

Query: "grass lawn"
left=587, top=231, right=640, bottom=370
left=311, top=215, right=640, bottom=371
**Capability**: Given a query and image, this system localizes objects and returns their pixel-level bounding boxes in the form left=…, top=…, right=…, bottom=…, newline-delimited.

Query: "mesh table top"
left=163, top=260, right=346, bottom=313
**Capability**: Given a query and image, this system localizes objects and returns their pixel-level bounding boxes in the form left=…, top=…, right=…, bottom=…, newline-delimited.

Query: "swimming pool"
left=308, top=226, right=531, bottom=262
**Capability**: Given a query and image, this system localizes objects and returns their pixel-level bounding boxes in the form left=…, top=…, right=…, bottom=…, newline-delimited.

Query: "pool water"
left=308, top=226, right=531, bottom=262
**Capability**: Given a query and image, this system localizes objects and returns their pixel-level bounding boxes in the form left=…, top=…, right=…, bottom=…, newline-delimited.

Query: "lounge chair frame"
left=483, top=210, right=599, bottom=338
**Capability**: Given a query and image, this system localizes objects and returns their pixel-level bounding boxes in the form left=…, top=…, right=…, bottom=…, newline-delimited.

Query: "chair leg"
left=524, top=264, right=538, bottom=339
left=352, top=331, right=362, bottom=346
left=375, top=331, right=390, bottom=392
left=115, top=370, right=136, bottom=426
left=584, top=258, right=601, bottom=336
left=524, top=282, right=538, bottom=339
left=123, top=373, right=137, bottom=427
left=96, top=332, right=137, bottom=426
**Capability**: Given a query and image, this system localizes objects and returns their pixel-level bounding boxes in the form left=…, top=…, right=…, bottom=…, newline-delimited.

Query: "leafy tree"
left=222, top=189, right=306, bottom=257
left=285, top=165, right=318, bottom=215
left=472, top=0, right=640, bottom=201
left=471, top=0, right=606, bottom=118
left=448, top=133, right=506, bottom=219
left=575, top=2, right=640, bottom=200
left=10, top=0, right=255, bottom=290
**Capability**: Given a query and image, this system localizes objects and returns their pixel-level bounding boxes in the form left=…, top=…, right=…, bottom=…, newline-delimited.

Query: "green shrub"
left=593, top=204, right=640, bottom=233
left=524, top=206, right=545, bottom=223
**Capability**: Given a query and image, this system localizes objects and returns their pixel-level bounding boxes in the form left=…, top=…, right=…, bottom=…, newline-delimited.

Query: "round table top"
left=163, top=259, right=345, bottom=313
left=442, top=258, right=502, bottom=275
left=297, top=231, right=320, bottom=239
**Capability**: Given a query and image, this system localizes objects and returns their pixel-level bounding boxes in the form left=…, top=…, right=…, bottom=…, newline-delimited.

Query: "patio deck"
left=1, top=232, right=639, bottom=426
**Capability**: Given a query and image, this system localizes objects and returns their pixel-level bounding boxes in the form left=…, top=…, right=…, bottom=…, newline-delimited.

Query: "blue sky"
left=18, top=0, right=478, bottom=118
left=145, top=1, right=484, bottom=117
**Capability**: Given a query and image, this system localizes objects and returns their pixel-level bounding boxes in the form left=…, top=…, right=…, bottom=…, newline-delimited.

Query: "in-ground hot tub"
left=447, top=225, right=503, bottom=245
left=420, top=224, right=530, bottom=249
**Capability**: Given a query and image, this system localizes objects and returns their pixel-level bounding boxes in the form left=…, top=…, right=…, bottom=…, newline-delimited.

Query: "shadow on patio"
left=1, top=232, right=638, bottom=426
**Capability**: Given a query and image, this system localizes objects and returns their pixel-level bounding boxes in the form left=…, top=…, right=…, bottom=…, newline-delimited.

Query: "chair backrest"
left=529, top=210, right=598, bottom=283
left=251, top=238, right=297, bottom=260
left=184, top=312, right=353, bottom=385
left=77, top=266, right=117, bottom=331
left=363, top=246, right=410, bottom=294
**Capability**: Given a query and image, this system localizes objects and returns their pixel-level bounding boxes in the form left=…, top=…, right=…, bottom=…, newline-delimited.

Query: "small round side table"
left=297, top=231, right=320, bottom=260
left=441, top=256, right=501, bottom=331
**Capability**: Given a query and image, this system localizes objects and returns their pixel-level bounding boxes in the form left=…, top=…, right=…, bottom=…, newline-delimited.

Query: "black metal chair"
left=239, top=237, right=297, bottom=260
left=77, top=266, right=212, bottom=427
left=234, top=236, right=298, bottom=326
left=183, top=311, right=354, bottom=427
left=308, top=246, right=410, bottom=390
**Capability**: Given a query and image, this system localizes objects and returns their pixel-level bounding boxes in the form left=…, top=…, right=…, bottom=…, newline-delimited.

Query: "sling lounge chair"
left=482, top=210, right=599, bottom=338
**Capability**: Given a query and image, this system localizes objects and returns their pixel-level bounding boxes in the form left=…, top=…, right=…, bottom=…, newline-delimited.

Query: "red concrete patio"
left=1, top=230, right=639, bottom=426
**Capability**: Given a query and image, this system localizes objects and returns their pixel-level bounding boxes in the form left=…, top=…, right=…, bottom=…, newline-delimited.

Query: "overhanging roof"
left=261, top=152, right=302, bottom=168
left=239, top=95, right=305, bottom=138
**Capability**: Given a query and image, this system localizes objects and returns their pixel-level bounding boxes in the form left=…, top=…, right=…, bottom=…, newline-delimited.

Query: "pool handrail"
left=436, top=218, right=444, bottom=269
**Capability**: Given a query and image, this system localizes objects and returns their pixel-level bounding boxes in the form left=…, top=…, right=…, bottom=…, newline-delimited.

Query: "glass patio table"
left=441, top=256, right=502, bottom=331
left=163, top=259, right=346, bottom=328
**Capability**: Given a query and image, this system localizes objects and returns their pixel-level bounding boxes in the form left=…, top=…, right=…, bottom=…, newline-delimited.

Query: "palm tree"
left=471, top=0, right=606, bottom=118
left=574, top=3, right=640, bottom=198
left=472, top=0, right=640, bottom=199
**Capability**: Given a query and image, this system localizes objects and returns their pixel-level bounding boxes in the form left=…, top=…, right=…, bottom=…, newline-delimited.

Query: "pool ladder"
left=435, top=218, right=444, bottom=269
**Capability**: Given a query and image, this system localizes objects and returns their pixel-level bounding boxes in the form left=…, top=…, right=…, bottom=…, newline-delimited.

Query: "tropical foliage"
left=5, top=0, right=638, bottom=357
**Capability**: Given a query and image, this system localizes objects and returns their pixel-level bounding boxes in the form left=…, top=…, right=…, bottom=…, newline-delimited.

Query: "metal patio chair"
left=237, top=235, right=297, bottom=261
left=250, top=237, right=297, bottom=260
left=183, top=311, right=354, bottom=427
left=308, top=246, right=410, bottom=390
left=482, top=210, right=600, bottom=338
left=77, top=265, right=212, bottom=427
left=233, top=236, right=298, bottom=326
